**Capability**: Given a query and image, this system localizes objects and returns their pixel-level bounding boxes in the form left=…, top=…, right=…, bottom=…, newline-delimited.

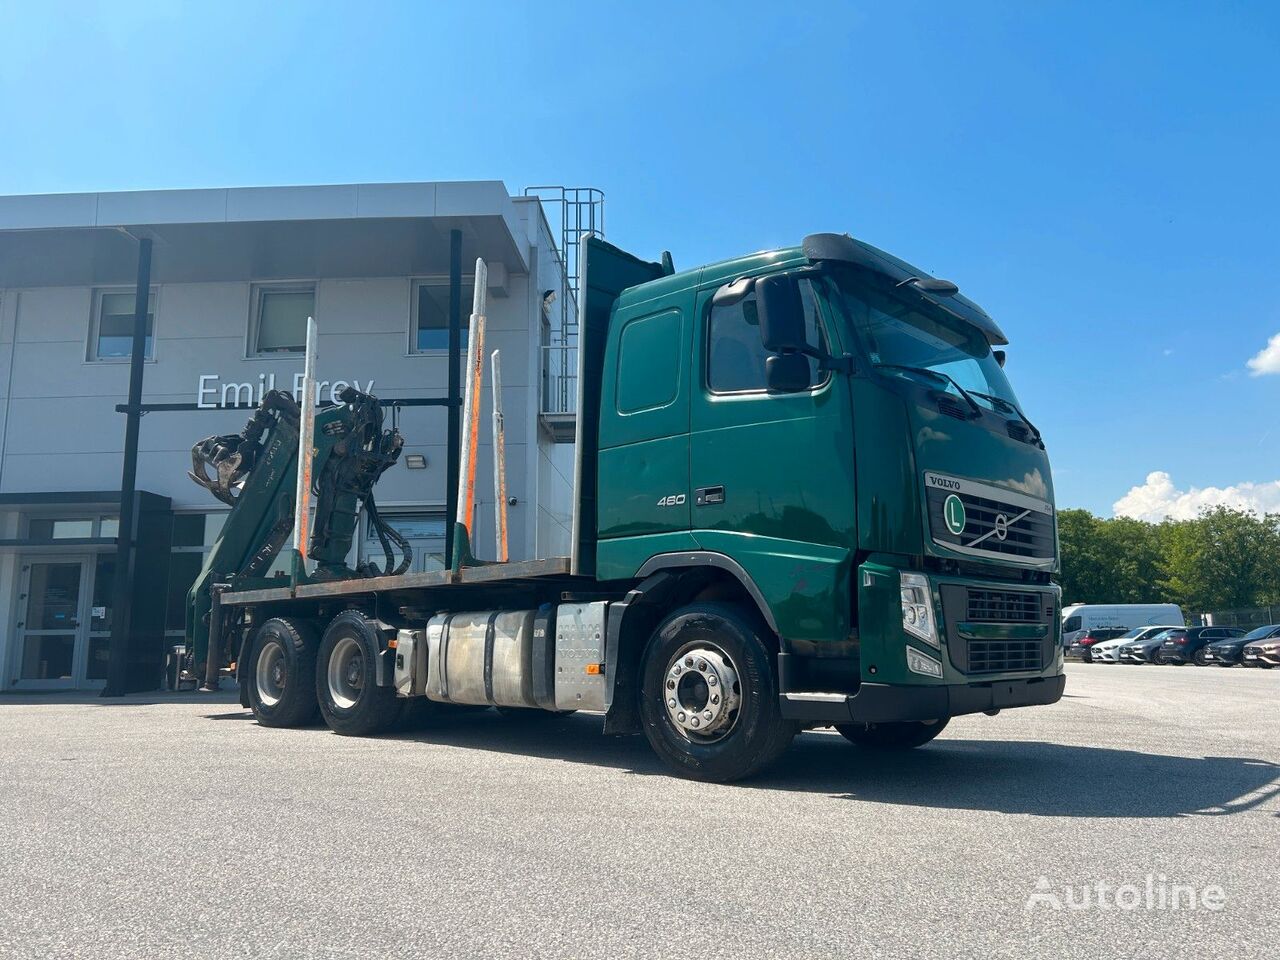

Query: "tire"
left=1151, top=651, right=1167, bottom=665
left=638, top=601, right=797, bottom=783
left=316, top=610, right=403, bottom=736
left=1192, top=648, right=1211, bottom=666
left=247, top=617, right=321, bottom=728
left=1082, top=649, right=1093, bottom=664
left=835, top=716, right=950, bottom=750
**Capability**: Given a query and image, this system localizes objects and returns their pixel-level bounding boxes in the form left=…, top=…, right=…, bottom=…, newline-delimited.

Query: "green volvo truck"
left=188, top=231, right=1063, bottom=782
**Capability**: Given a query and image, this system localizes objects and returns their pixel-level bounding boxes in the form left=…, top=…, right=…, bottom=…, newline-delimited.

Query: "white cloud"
left=1246, top=332, right=1280, bottom=376
left=1113, top=471, right=1280, bottom=522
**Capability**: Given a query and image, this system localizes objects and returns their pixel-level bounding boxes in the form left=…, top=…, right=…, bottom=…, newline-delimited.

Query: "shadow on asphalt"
left=332, top=710, right=1280, bottom=819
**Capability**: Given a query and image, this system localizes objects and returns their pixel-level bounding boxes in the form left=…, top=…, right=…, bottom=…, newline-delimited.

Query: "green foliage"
left=1057, top=505, right=1280, bottom=613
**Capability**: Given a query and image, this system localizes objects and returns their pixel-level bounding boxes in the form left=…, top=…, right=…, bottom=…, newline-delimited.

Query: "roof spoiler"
left=802, top=232, right=1008, bottom=346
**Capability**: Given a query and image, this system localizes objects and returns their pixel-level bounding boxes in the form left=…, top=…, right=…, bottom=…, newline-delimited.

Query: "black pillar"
left=102, top=237, right=152, bottom=697
left=444, top=229, right=462, bottom=569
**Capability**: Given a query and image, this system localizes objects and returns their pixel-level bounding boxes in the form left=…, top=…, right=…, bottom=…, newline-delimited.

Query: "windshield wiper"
left=969, top=391, right=1045, bottom=447
left=875, top=364, right=983, bottom=419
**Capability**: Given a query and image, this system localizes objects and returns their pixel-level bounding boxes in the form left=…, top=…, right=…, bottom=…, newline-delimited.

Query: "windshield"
left=1116, top=628, right=1145, bottom=640
left=1242, top=625, right=1277, bottom=641
left=828, top=268, right=1021, bottom=410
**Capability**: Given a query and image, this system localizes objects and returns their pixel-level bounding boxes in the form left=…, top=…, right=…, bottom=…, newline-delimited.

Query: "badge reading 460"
left=657, top=494, right=686, bottom=507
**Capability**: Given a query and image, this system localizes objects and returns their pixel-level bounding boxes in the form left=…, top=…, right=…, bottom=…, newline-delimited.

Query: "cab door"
left=688, top=275, right=857, bottom=643
left=594, top=288, right=698, bottom=578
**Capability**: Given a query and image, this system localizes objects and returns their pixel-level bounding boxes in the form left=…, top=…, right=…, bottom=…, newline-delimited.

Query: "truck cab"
left=582, top=232, right=1064, bottom=755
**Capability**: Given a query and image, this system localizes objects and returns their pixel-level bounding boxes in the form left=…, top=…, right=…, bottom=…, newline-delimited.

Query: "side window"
left=1063, top=616, right=1082, bottom=633
left=707, top=278, right=826, bottom=394
left=616, top=308, right=682, bottom=414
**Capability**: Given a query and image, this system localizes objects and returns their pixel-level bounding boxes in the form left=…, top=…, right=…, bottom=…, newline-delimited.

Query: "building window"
left=251, top=283, right=315, bottom=355
left=412, top=280, right=470, bottom=353
left=91, top=289, right=155, bottom=361
left=28, top=518, right=95, bottom=540
left=364, top=511, right=446, bottom=573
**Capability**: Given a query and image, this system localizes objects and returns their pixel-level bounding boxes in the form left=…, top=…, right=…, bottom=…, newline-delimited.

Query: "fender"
left=602, top=554, right=779, bottom=736
left=633, top=551, right=778, bottom=632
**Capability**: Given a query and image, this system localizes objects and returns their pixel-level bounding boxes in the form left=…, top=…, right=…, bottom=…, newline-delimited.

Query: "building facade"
left=0, top=181, right=579, bottom=691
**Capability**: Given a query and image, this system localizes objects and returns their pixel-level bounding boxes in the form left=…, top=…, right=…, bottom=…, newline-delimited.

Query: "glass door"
left=12, top=558, right=90, bottom=689
left=84, top=555, right=115, bottom=685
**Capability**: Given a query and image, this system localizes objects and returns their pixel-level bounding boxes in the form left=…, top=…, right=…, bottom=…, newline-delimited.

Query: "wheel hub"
left=255, top=641, right=286, bottom=708
left=327, top=636, right=365, bottom=711
left=663, top=646, right=741, bottom=741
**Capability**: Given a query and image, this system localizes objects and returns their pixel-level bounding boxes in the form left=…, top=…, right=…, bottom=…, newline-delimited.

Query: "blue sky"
left=2, top=1, right=1277, bottom=517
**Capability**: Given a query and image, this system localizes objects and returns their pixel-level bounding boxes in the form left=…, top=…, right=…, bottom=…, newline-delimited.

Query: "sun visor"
left=802, top=232, right=1008, bottom=346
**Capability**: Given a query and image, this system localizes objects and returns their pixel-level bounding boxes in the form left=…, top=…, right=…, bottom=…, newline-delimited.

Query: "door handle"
left=695, top=486, right=725, bottom=506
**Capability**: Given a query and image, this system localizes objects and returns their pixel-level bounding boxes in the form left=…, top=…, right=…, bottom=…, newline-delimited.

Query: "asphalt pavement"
left=1, top=662, right=1277, bottom=959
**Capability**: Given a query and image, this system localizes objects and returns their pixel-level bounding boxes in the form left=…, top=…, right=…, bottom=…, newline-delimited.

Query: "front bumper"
left=1244, top=647, right=1280, bottom=665
left=781, top=673, right=1067, bottom=724
left=1203, top=646, right=1238, bottom=664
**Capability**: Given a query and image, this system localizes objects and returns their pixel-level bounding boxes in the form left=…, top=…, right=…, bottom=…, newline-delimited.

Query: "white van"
left=1060, top=603, right=1185, bottom=648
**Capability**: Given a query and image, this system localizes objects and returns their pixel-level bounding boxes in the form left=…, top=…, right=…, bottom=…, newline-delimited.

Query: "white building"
left=0, top=180, right=589, bottom=690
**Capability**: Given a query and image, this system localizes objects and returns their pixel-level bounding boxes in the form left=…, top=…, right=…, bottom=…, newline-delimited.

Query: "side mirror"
left=765, top=353, right=811, bottom=393
left=756, top=274, right=808, bottom=353
left=994, top=349, right=1006, bottom=368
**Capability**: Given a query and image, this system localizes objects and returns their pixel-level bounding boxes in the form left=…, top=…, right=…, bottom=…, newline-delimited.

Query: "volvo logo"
left=994, top=513, right=1010, bottom=541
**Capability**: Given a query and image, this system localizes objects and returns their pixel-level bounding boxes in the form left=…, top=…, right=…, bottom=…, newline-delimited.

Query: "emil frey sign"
left=196, top=373, right=376, bottom=409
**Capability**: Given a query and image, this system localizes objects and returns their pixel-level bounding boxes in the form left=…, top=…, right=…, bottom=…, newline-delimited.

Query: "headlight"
left=900, top=571, right=939, bottom=648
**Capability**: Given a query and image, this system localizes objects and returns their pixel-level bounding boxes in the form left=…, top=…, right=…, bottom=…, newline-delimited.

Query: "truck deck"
left=220, top=556, right=576, bottom=606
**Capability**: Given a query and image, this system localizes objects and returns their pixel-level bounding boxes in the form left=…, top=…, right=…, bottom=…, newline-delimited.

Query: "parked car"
left=1118, top=629, right=1182, bottom=664
left=1204, top=625, right=1280, bottom=666
left=1090, top=626, right=1183, bottom=663
left=1061, top=603, right=1185, bottom=648
left=1067, top=627, right=1131, bottom=661
left=1158, top=626, right=1247, bottom=665
left=1242, top=633, right=1280, bottom=669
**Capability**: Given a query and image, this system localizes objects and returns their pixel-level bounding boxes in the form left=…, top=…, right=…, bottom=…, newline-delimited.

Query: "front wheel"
left=1192, top=648, right=1211, bottom=666
left=638, top=602, right=797, bottom=783
left=835, top=717, right=950, bottom=750
left=1082, top=648, right=1094, bottom=663
left=317, top=610, right=403, bottom=736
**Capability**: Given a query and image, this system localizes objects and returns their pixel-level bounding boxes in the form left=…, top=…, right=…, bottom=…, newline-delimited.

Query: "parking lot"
left=1, top=663, right=1277, bottom=960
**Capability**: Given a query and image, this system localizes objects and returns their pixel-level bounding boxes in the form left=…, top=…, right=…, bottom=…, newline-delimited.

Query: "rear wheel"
left=639, top=602, right=796, bottom=782
left=317, top=610, right=402, bottom=736
left=835, top=716, right=950, bottom=750
left=247, top=617, right=320, bottom=728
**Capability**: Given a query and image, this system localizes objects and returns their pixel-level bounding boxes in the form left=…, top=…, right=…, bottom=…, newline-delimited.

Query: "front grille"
left=939, top=583, right=1054, bottom=675
left=967, top=638, right=1043, bottom=673
left=925, top=473, right=1055, bottom=566
left=966, top=589, right=1039, bottom=623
